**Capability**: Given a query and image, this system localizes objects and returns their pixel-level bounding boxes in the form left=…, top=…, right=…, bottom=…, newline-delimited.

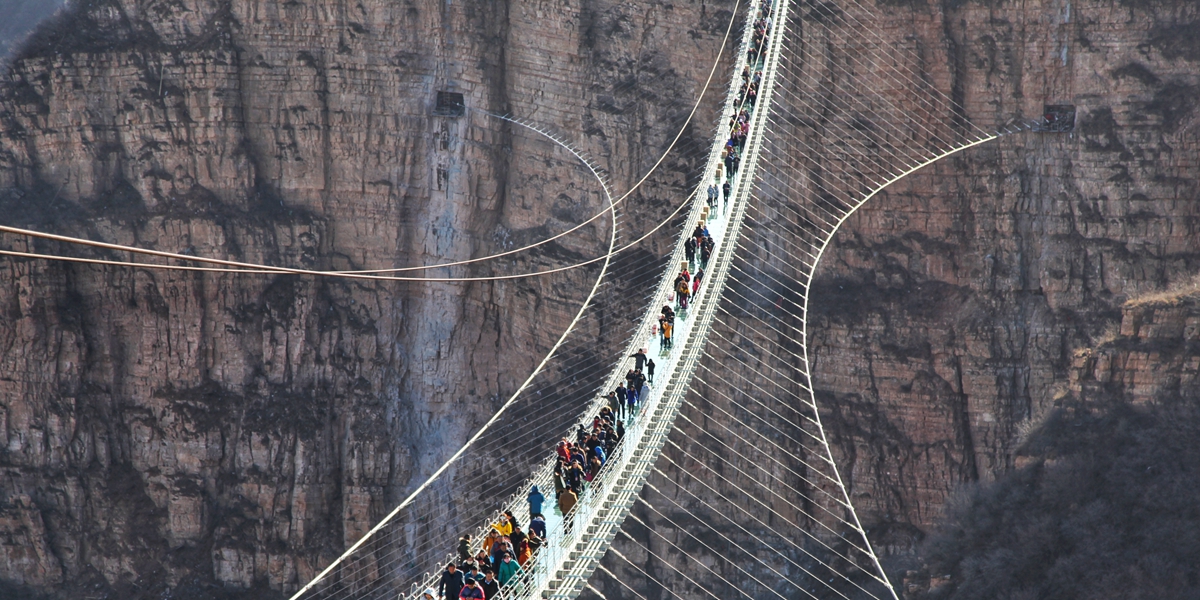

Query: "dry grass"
left=1125, top=273, right=1200, bottom=308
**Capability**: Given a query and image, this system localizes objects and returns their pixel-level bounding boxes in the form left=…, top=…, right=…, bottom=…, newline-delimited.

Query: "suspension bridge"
left=0, top=0, right=1041, bottom=597
left=277, top=0, right=1034, bottom=598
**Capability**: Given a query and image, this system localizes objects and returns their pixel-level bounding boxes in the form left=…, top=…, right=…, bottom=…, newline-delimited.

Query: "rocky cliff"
left=807, top=0, right=1200, bottom=539
left=903, top=289, right=1200, bottom=599
left=588, top=0, right=1200, bottom=597
left=1, top=0, right=1199, bottom=597
left=0, top=0, right=734, bottom=596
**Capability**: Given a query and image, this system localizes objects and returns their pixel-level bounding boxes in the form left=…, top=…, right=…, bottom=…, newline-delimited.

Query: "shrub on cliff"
left=912, top=399, right=1200, bottom=600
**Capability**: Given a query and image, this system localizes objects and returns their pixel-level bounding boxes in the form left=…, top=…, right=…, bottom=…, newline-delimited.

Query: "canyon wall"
left=0, top=0, right=734, bottom=596
left=589, top=0, right=1200, bottom=598
left=1, top=0, right=1199, bottom=597
left=808, top=0, right=1200, bottom=537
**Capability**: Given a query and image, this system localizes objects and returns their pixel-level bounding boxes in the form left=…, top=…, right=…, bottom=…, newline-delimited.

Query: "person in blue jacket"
left=527, top=485, right=545, bottom=517
left=529, top=513, right=546, bottom=539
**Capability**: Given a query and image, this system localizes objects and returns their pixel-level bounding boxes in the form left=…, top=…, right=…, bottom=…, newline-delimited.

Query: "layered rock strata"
left=0, top=0, right=735, bottom=596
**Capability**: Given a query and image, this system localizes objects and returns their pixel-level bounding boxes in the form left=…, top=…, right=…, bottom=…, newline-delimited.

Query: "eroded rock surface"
left=0, top=0, right=732, bottom=596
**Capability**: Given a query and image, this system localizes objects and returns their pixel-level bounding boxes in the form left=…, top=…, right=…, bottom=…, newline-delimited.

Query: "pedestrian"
left=492, top=514, right=512, bottom=537
left=526, top=529, right=543, bottom=558
left=662, top=320, right=673, bottom=350
left=466, top=564, right=483, bottom=585
left=723, top=180, right=731, bottom=206
left=693, top=268, right=704, bottom=295
left=517, top=539, right=531, bottom=566
left=490, top=535, right=509, bottom=566
left=459, top=576, right=485, bottom=600
left=646, top=358, right=656, bottom=384
left=458, top=534, right=472, bottom=562
left=630, top=348, right=648, bottom=371
left=615, top=384, right=628, bottom=418
left=481, top=571, right=499, bottom=600
left=553, top=460, right=566, bottom=497
left=509, top=526, right=526, bottom=559
left=504, top=510, right=520, bottom=530
left=559, top=487, right=578, bottom=515
left=497, top=553, right=522, bottom=587
left=676, top=276, right=690, bottom=310
left=482, top=530, right=499, bottom=557
left=440, top=562, right=465, bottom=600
left=530, top=513, right=547, bottom=539
left=684, top=236, right=696, bottom=264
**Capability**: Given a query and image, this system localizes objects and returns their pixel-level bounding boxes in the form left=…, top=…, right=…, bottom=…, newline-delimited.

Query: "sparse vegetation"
left=1124, top=274, right=1200, bottom=309
left=910, top=397, right=1200, bottom=600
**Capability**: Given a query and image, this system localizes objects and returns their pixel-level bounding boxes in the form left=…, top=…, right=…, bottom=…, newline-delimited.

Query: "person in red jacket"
left=459, top=577, right=485, bottom=600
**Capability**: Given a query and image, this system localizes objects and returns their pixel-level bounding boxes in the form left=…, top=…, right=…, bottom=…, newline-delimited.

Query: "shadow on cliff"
left=905, top=396, right=1200, bottom=600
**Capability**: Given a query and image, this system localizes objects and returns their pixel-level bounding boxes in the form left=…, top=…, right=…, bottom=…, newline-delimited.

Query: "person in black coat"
left=439, top=563, right=465, bottom=600
left=480, top=570, right=500, bottom=600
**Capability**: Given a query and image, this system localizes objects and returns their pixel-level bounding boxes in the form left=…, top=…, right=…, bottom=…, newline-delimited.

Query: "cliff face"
left=807, top=0, right=1200, bottom=538
left=0, top=0, right=732, bottom=596
left=589, top=0, right=1200, bottom=597
left=2, top=0, right=1199, bottom=597
left=903, top=291, right=1200, bottom=599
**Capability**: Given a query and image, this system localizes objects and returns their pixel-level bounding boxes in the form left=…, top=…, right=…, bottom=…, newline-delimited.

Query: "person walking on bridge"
left=509, top=525, right=526, bottom=562
left=457, top=534, right=472, bottom=562
left=631, top=348, right=649, bottom=371
left=459, top=575, right=485, bottom=600
left=646, top=358, right=656, bottom=384
left=530, top=513, right=546, bottom=539
left=676, top=275, right=691, bottom=310
left=498, top=553, right=523, bottom=588
left=625, top=369, right=639, bottom=405
left=527, top=485, right=545, bottom=520
left=481, top=571, right=499, bottom=600
left=440, top=562, right=465, bottom=600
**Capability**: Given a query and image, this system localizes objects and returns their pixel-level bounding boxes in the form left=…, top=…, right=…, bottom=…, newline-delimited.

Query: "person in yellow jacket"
left=492, top=514, right=512, bottom=537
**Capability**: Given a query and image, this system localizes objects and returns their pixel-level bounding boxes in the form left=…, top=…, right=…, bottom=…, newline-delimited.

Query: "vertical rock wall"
left=590, top=1, right=1200, bottom=599
left=809, top=0, right=1200, bottom=540
left=0, top=0, right=735, bottom=596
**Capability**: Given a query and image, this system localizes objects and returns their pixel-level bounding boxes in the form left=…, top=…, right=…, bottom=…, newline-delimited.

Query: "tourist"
left=527, top=485, right=545, bottom=517
left=481, top=570, right=499, bottom=600
left=458, top=576, right=485, bottom=600
left=497, top=553, right=523, bottom=587
left=439, top=562, right=465, bottom=600
left=530, top=513, right=546, bottom=539
left=457, top=534, right=472, bottom=562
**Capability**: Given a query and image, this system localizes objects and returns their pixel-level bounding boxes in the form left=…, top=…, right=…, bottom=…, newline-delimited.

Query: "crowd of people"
left=421, top=2, right=777, bottom=600
left=428, top=401, right=631, bottom=600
